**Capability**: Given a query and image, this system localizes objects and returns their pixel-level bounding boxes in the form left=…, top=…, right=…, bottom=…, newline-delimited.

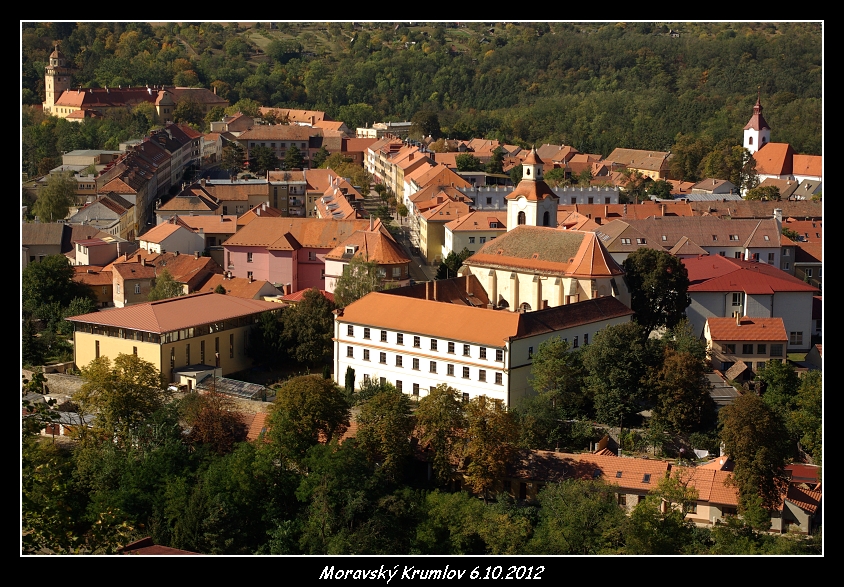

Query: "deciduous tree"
left=415, top=384, right=465, bottom=486
left=462, top=396, right=518, bottom=502
left=333, top=256, right=380, bottom=308
left=649, top=348, right=717, bottom=433
left=622, top=247, right=690, bottom=332
left=281, top=289, right=335, bottom=365
left=283, top=145, right=304, bottom=170
left=147, top=268, right=183, bottom=301
left=32, top=171, right=76, bottom=222
left=355, top=386, right=415, bottom=482
left=251, top=145, right=279, bottom=174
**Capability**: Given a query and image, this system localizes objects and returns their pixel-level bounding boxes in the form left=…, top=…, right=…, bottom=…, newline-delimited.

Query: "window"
left=469, top=237, right=475, bottom=244
left=805, top=269, right=813, bottom=278
left=392, top=267, right=401, bottom=278
left=495, top=373, right=502, bottom=385
left=719, top=251, right=726, bottom=257
left=412, top=358, right=420, bottom=370
left=618, top=494, right=627, bottom=506
left=431, top=339, right=438, bottom=351
left=642, top=474, right=651, bottom=484
left=247, top=271, right=253, bottom=280
left=134, top=283, right=141, bottom=294
left=397, top=333, right=404, bottom=345
left=783, top=248, right=790, bottom=257
left=463, top=344, right=470, bottom=357
left=413, top=383, right=419, bottom=396
left=429, top=361, right=437, bottom=373
left=735, top=252, right=742, bottom=259
left=486, top=197, right=492, bottom=205
left=363, top=349, right=370, bottom=361
left=480, top=237, right=486, bottom=244
left=784, top=262, right=790, bottom=270
left=731, top=293, right=742, bottom=306
left=584, top=333, right=589, bottom=345
left=215, top=338, right=220, bottom=367
left=380, top=352, right=387, bottom=364
left=712, top=235, right=717, bottom=241
left=478, top=369, right=486, bottom=382
left=347, top=325, right=354, bottom=337
left=448, top=342, right=455, bottom=354
left=413, top=336, right=421, bottom=348
left=186, top=343, right=191, bottom=365
left=768, top=253, right=775, bottom=264
left=200, top=340, right=205, bottom=364
left=528, top=347, right=533, bottom=359
left=133, top=346, right=137, bottom=356
left=636, top=238, right=646, bottom=245
left=479, top=347, right=487, bottom=359
left=742, top=344, right=754, bottom=355
left=757, top=344, right=767, bottom=355
left=573, top=336, right=579, bottom=349
left=364, top=328, right=371, bottom=339
left=363, top=374, right=370, bottom=383
left=770, top=344, right=783, bottom=357
left=381, top=330, right=388, bottom=342
left=95, top=340, right=100, bottom=359
left=396, top=380, right=402, bottom=392
left=396, top=355, right=403, bottom=367
left=790, top=332, right=803, bottom=346
left=230, top=334, right=234, bottom=358
left=730, top=234, right=739, bottom=241
left=495, top=349, right=503, bottom=362
left=447, top=364, right=454, bottom=376
left=588, top=197, right=594, bottom=204
left=620, top=238, right=631, bottom=245
left=724, top=344, right=736, bottom=354
left=116, top=283, right=121, bottom=294
left=756, top=361, right=767, bottom=371
left=661, top=235, right=667, bottom=242
left=462, top=366, right=470, bottom=379
left=347, top=346, right=354, bottom=358
left=752, top=253, right=760, bottom=261
left=247, top=252, right=253, bottom=263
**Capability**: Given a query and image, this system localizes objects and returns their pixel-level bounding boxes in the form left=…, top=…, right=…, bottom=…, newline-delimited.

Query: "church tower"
left=505, top=147, right=559, bottom=230
left=43, top=44, right=73, bottom=115
left=743, top=92, right=771, bottom=155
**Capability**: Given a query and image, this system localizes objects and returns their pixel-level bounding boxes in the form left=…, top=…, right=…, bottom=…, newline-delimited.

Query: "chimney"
left=433, top=280, right=438, bottom=300
left=194, top=251, right=200, bottom=259
left=136, top=254, right=141, bottom=263
left=175, top=251, right=179, bottom=256
left=736, top=312, right=741, bottom=326
left=426, top=281, right=431, bottom=300
left=661, top=204, right=666, bottom=216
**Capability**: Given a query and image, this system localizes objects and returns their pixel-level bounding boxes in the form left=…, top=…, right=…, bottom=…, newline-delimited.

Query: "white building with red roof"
left=704, top=316, right=788, bottom=377
left=683, top=255, right=818, bottom=351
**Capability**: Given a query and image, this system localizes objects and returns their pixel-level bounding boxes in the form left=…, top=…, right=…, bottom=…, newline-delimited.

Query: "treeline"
left=23, top=360, right=821, bottom=555
left=23, top=22, right=821, bottom=157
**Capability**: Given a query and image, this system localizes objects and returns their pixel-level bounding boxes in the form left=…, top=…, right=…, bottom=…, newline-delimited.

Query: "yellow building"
left=68, top=292, right=280, bottom=383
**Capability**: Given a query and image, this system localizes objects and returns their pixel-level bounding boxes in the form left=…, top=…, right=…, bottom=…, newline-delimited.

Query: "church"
left=42, top=45, right=228, bottom=122
left=461, top=149, right=630, bottom=312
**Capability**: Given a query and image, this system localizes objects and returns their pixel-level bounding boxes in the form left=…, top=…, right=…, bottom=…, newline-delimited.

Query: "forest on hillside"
left=22, top=21, right=821, bottom=172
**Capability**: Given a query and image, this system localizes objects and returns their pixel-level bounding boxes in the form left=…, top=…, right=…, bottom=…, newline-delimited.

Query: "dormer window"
left=730, top=235, right=739, bottom=241
left=345, top=245, right=358, bottom=254
left=642, top=474, right=651, bottom=483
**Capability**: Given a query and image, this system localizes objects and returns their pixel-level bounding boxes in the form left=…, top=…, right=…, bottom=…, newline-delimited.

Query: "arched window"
left=543, top=211, right=550, bottom=226
left=525, top=168, right=531, bottom=177
left=519, top=302, right=532, bottom=312
left=517, top=211, right=526, bottom=225
left=748, top=136, right=754, bottom=145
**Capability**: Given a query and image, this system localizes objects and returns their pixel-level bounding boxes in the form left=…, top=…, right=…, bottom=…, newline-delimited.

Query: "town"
left=21, top=21, right=822, bottom=556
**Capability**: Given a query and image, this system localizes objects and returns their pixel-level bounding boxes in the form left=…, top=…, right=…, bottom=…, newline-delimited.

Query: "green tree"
left=333, top=256, right=380, bottom=308
left=267, top=375, right=351, bottom=469
left=249, top=310, right=283, bottom=367
left=790, top=371, right=821, bottom=464
left=622, top=247, right=691, bottom=332
left=204, top=105, right=226, bottom=127
left=214, top=284, right=226, bottom=294
left=221, top=142, right=245, bottom=175
left=284, top=145, right=304, bottom=170
left=510, top=164, right=524, bottom=185
left=757, top=359, right=800, bottom=418
left=311, top=145, right=329, bottom=168
left=701, top=143, right=758, bottom=193
left=183, top=391, right=247, bottom=455
left=58, top=296, right=98, bottom=336
left=23, top=254, right=88, bottom=316
left=544, top=167, right=568, bottom=187
left=625, top=470, right=699, bottom=554
left=355, top=386, right=415, bottom=482
left=577, top=168, right=594, bottom=186
left=32, top=172, right=76, bottom=222
left=337, top=103, right=377, bottom=130
left=22, top=314, right=45, bottom=367
left=463, top=396, right=518, bottom=502
left=73, top=353, right=170, bottom=446
left=173, top=98, right=204, bottom=127
left=415, top=384, right=465, bottom=486
left=582, top=321, right=655, bottom=426
left=719, top=393, right=792, bottom=514
left=436, top=247, right=471, bottom=280
left=414, top=490, right=487, bottom=554
left=282, top=289, right=335, bottom=365
left=147, top=268, right=183, bottom=301
left=251, top=145, right=279, bottom=174
left=410, top=109, right=441, bottom=140
left=650, top=348, right=717, bottom=433
left=485, top=146, right=505, bottom=175
left=528, top=336, right=586, bottom=417
left=781, top=227, right=801, bottom=241
left=528, top=479, right=626, bottom=554
left=455, top=153, right=482, bottom=172
left=745, top=185, right=781, bottom=201
left=647, top=179, right=673, bottom=199
left=620, top=168, right=647, bottom=203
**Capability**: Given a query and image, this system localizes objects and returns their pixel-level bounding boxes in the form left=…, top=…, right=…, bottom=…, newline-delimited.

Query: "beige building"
left=703, top=316, right=788, bottom=378
left=68, top=292, right=280, bottom=383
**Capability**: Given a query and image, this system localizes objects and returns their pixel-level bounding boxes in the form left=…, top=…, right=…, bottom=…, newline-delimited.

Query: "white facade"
left=140, top=228, right=206, bottom=256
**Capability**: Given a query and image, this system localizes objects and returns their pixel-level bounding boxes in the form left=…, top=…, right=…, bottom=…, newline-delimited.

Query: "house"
left=154, top=184, right=220, bottom=225
left=71, top=238, right=120, bottom=267
left=755, top=178, right=800, bottom=200
left=688, top=200, right=822, bottom=221
left=606, top=148, right=673, bottom=180
left=674, top=466, right=741, bottom=527
left=443, top=211, right=507, bottom=259
left=236, top=124, right=328, bottom=170
left=67, top=193, right=136, bottom=241
left=596, top=215, right=783, bottom=265
left=683, top=255, right=818, bottom=351
left=196, top=274, right=282, bottom=300
left=333, top=286, right=633, bottom=407
left=171, top=213, right=238, bottom=266
left=221, top=216, right=374, bottom=292
left=72, top=266, right=114, bottom=307
left=22, top=222, right=68, bottom=268
left=67, top=292, right=280, bottom=383
left=418, top=198, right=473, bottom=265
left=770, top=485, right=822, bottom=535
left=324, top=225, right=411, bottom=293
left=691, top=178, right=739, bottom=196
left=138, top=221, right=206, bottom=257
left=703, top=316, right=788, bottom=378
left=110, top=257, right=157, bottom=307
left=108, top=249, right=224, bottom=305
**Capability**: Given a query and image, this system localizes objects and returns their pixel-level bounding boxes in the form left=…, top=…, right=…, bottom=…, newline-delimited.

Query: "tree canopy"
left=333, top=256, right=380, bottom=308
left=415, top=384, right=465, bottom=486
left=147, top=268, right=183, bottom=301
left=32, top=172, right=76, bottom=222
left=622, top=248, right=690, bottom=332
left=281, top=288, right=336, bottom=365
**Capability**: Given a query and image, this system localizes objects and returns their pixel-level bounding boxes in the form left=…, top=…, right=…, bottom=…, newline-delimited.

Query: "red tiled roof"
left=280, top=289, right=335, bottom=304
left=683, top=256, right=818, bottom=295
left=753, top=142, right=795, bottom=176
left=67, top=292, right=278, bottom=333
left=706, top=317, right=787, bottom=342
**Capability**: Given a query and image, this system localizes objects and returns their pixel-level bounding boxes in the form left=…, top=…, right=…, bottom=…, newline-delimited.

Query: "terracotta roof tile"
left=706, top=317, right=787, bottom=342
left=753, top=142, right=794, bottom=176
left=683, top=256, right=818, bottom=294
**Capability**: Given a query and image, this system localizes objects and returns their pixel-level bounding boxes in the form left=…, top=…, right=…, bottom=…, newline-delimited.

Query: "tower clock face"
left=517, top=197, right=526, bottom=210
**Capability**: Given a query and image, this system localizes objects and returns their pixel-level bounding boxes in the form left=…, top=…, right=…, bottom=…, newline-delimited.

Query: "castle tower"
left=43, top=44, right=73, bottom=115
left=505, top=147, right=559, bottom=230
left=743, top=92, right=771, bottom=155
